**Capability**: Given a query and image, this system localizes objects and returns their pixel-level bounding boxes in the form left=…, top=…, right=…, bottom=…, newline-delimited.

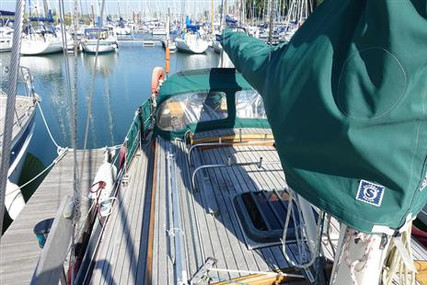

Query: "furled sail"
left=222, top=0, right=427, bottom=233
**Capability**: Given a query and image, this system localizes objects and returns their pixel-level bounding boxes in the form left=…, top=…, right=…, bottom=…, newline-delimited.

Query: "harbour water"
left=0, top=41, right=219, bottom=231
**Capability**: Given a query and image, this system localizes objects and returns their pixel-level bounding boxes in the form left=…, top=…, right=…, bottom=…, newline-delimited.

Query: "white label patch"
left=356, top=180, right=385, bottom=207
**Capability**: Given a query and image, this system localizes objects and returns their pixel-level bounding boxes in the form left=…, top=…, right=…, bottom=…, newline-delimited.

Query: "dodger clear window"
left=235, top=90, right=267, bottom=119
left=156, top=92, right=228, bottom=131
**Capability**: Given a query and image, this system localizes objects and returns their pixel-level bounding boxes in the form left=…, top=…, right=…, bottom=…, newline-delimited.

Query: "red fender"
left=119, top=145, right=127, bottom=170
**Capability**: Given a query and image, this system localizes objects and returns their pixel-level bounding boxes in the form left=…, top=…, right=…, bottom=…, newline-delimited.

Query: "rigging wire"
left=0, top=0, right=25, bottom=237
left=79, top=0, right=107, bottom=195
left=58, top=0, right=80, bottom=283
left=58, top=0, right=80, bottom=222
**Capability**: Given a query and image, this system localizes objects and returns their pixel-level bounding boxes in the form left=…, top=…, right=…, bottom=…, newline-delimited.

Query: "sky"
left=0, top=0, right=228, bottom=19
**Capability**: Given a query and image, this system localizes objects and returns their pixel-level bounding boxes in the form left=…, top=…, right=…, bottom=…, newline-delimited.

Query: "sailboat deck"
left=89, top=129, right=427, bottom=284
left=156, top=138, right=295, bottom=283
left=0, top=95, right=36, bottom=150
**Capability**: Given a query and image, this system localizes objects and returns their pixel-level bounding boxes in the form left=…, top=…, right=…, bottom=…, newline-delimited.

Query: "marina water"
left=0, top=41, right=219, bottom=231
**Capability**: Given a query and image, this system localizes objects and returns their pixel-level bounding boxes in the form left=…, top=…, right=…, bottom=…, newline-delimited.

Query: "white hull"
left=176, top=37, right=208, bottom=54
left=82, top=40, right=118, bottom=54
left=21, top=38, right=63, bottom=55
left=152, top=29, right=167, bottom=36
left=0, top=27, right=13, bottom=52
left=161, top=40, right=177, bottom=52
left=115, top=27, right=132, bottom=36
left=0, top=39, right=12, bottom=52
left=0, top=41, right=12, bottom=52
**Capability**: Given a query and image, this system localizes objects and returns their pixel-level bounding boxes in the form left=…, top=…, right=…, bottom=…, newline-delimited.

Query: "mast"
left=43, top=0, right=49, bottom=17
left=73, top=0, right=79, bottom=52
left=0, top=0, right=25, bottom=236
left=268, top=0, right=274, bottom=44
left=211, top=0, right=214, bottom=34
left=91, top=4, right=95, bottom=26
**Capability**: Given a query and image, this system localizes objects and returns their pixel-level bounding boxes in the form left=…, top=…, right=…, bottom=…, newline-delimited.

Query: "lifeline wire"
left=37, top=104, right=61, bottom=150
left=5, top=148, right=68, bottom=195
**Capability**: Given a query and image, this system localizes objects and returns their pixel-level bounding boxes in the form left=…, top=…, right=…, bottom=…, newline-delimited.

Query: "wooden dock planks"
left=0, top=148, right=105, bottom=285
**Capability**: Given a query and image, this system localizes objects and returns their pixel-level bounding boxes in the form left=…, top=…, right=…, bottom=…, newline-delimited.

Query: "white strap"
left=392, top=235, right=417, bottom=273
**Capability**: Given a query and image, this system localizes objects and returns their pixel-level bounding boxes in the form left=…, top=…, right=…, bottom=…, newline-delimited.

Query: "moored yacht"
left=1, top=67, right=40, bottom=220
left=0, top=26, right=13, bottom=52
left=20, top=24, right=63, bottom=55
left=175, top=30, right=209, bottom=54
left=81, top=27, right=118, bottom=54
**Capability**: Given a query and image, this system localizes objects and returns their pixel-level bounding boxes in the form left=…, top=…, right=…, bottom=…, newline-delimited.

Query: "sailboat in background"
left=279, top=0, right=312, bottom=43
left=161, top=8, right=177, bottom=53
left=175, top=16, right=208, bottom=54
left=0, top=12, right=14, bottom=52
left=81, top=27, right=118, bottom=54
left=20, top=3, right=65, bottom=56
left=0, top=26, right=13, bottom=52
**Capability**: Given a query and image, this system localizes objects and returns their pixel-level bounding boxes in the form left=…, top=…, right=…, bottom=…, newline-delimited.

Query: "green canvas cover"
left=222, top=0, right=427, bottom=233
left=156, top=68, right=254, bottom=102
left=154, top=68, right=270, bottom=139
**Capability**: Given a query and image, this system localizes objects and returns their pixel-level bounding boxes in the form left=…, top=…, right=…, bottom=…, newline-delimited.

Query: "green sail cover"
left=222, top=0, right=427, bottom=233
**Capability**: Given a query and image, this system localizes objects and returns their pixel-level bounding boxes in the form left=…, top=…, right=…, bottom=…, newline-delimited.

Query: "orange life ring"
left=151, top=67, right=165, bottom=96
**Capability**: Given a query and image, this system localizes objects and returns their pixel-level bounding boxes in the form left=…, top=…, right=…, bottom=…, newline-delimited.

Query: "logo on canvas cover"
left=356, top=180, right=385, bottom=207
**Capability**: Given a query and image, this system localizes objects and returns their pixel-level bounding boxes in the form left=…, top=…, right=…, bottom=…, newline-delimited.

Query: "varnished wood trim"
left=145, top=140, right=158, bottom=284
left=212, top=268, right=305, bottom=285
left=191, top=134, right=275, bottom=145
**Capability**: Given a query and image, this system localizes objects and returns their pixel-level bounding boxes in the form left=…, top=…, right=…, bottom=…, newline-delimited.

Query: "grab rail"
left=191, top=157, right=281, bottom=192
left=281, top=189, right=325, bottom=271
left=168, top=153, right=188, bottom=284
left=187, top=139, right=275, bottom=166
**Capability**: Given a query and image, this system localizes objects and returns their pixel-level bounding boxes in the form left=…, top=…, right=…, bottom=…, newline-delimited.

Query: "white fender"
left=88, top=149, right=117, bottom=216
left=89, top=162, right=117, bottom=201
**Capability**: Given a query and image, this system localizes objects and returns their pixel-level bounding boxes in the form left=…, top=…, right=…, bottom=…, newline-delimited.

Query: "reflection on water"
left=2, top=44, right=219, bottom=158
left=20, top=54, right=63, bottom=75
left=180, top=54, right=214, bottom=70
left=82, top=52, right=118, bottom=78
left=1, top=42, right=219, bottom=231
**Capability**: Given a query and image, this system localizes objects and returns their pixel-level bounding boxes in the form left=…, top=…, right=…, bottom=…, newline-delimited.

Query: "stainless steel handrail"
left=191, top=157, right=282, bottom=192
left=168, top=153, right=188, bottom=284
left=281, top=189, right=325, bottom=270
left=187, top=139, right=275, bottom=166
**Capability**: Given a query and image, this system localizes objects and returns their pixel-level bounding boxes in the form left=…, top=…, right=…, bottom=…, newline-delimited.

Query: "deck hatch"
left=233, top=190, right=297, bottom=247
